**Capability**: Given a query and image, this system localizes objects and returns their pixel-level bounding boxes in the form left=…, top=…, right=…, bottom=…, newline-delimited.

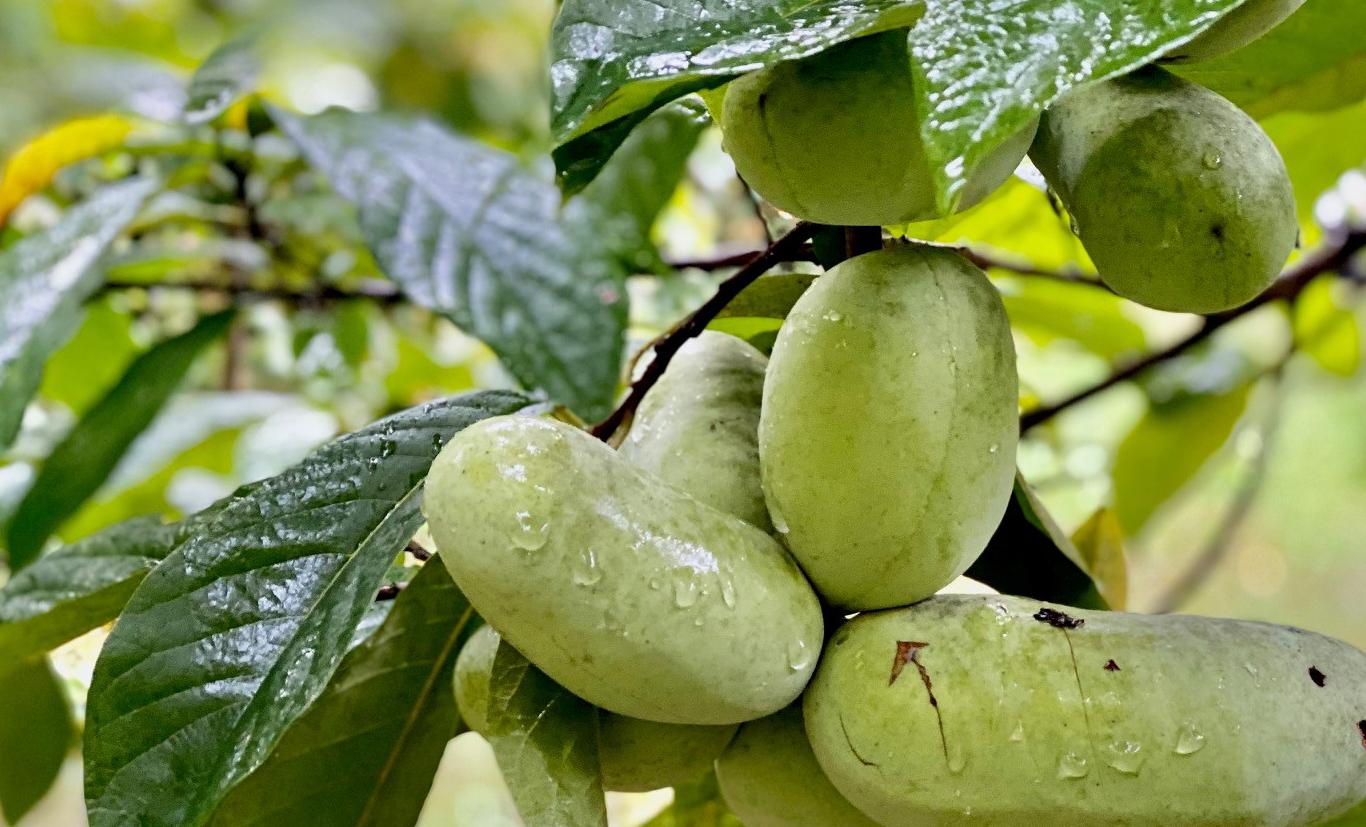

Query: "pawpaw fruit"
left=1031, top=67, right=1296, bottom=313
left=759, top=243, right=1018, bottom=610
left=804, top=595, right=1366, bottom=826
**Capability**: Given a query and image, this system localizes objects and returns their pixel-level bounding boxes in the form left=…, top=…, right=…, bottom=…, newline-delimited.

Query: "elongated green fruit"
left=722, top=31, right=1037, bottom=225
left=454, top=625, right=736, bottom=792
left=805, top=595, right=1366, bottom=826
left=760, top=244, right=1017, bottom=610
left=716, top=705, right=880, bottom=827
left=1165, top=0, right=1305, bottom=62
left=1031, top=68, right=1296, bottom=313
left=425, top=415, right=823, bottom=725
left=621, top=331, right=771, bottom=531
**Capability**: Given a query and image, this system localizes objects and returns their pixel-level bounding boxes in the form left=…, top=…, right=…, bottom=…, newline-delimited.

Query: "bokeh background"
left=0, top=0, right=1363, bottom=824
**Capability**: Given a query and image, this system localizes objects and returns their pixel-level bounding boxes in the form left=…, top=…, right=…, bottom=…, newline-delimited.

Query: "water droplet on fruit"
left=988, top=443, right=999, bottom=454
left=1057, top=752, right=1089, bottom=779
left=1009, top=721, right=1025, bottom=742
left=1106, top=740, right=1144, bottom=775
left=786, top=639, right=812, bottom=671
left=1174, top=723, right=1206, bottom=755
left=1244, top=662, right=1258, bottom=676
left=671, top=568, right=700, bottom=608
left=572, top=548, right=602, bottom=586
left=822, top=310, right=843, bottom=323
left=719, top=574, right=737, bottom=609
left=946, top=743, right=967, bottom=774
left=511, top=511, right=549, bottom=551
left=1202, top=151, right=1223, bottom=170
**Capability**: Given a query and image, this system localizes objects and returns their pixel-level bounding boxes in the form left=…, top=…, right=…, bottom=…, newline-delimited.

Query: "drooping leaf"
left=1294, top=274, right=1361, bottom=377
left=184, top=35, right=263, bottom=125
left=83, top=390, right=533, bottom=827
left=641, top=771, right=742, bottom=827
left=1175, top=0, right=1366, bottom=118
left=0, top=658, right=73, bottom=824
left=7, top=311, right=234, bottom=569
left=0, top=115, right=136, bottom=226
left=0, top=516, right=182, bottom=670
left=275, top=108, right=628, bottom=420
left=968, top=472, right=1107, bottom=610
left=212, top=561, right=476, bottom=827
left=715, top=272, right=818, bottom=320
left=0, top=176, right=159, bottom=448
left=485, top=640, right=607, bottom=827
left=1070, top=507, right=1129, bottom=610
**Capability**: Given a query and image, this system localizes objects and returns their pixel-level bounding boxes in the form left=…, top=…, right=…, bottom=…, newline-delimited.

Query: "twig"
left=667, top=243, right=818, bottom=271
left=591, top=221, right=819, bottom=442
left=101, top=277, right=405, bottom=304
left=405, top=539, right=432, bottom=561
left=1020, top=227, right=1366, bottom=432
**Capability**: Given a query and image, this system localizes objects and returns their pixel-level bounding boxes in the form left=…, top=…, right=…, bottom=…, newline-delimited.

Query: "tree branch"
left=591, top=221, right=819, bottom=442
left=666, top=243, right=817, bottom=271
left=1020, top=227, right=1366, bottom=432
left=957, top=248, right=1112, bottom=292
left=101, top=277, right=405, bottom=304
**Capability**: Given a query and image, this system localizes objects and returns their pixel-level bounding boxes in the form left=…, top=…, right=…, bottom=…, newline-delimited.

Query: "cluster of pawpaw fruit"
left=424, top=5, right=1366, bottom=825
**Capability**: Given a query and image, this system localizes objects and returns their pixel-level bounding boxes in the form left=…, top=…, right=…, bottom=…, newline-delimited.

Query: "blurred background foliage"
left=0, top=0, right=1363, bottom=824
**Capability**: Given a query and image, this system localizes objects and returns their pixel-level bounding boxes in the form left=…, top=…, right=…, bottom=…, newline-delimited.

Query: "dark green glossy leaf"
left=641, top=771, right=742, bottom=827
left=83, top=390, right=533, bottom=827
left=0, top=176, right=158, bottom=448
left=1175, top=0, right=1366, bottom=118
left=7, top=311, right=234, bottom=569
left=184, top=34, right=262, bottom=125
left=275, top=108, right=627, bottom=420
left=486, top=639, right=607, bottom=827
left=968, top=472, right=1107, bottom=610
left=0, top=658, right=73, bottom=824
left=212, top=561, right=476, bottom=827
left=0, top=516, right=181, bottom=670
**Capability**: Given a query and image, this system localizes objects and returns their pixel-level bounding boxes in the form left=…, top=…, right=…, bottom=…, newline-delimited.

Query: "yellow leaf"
left=0, top=114, right=136, bottom=226
left=1294, top=275, right=1361, bottom=377
left=1071, top=507, right=1129, bottom=610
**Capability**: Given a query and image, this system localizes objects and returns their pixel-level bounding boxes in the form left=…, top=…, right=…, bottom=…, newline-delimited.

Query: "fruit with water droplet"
left=715, top=704, right=881, bottom=827
left=1164, top=0, right=1305, bottom=62
left=804, top=595, right=1366, bottom=825
left=721, top=31, right=1037, bottom=225
left=620, top=330, right=771, bottom=530
left=1030, top=67, right=1295, bottom=313
left=425, top=416, right=823, bottom=724
left=760, top=244, right=1017, bottom=610
left=453, top=625, right=737, bottom=792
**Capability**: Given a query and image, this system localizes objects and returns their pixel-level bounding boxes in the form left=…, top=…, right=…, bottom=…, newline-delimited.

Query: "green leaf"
left=211, top=561, right=476, bottom=827
left=997, top=276, right=1146, bottom=362
left=715, top=272, right=818, bottom=320
left=7, top=311, right=234, bottom=569
left=1175, top=0, right=1366, bottom=118
left=968, top=472, right=1108, bottom=610
left=0, top=658, right=73, bottom=824
left=0, top=516, right=181, bottom=670
left=1113, top=382, right=1253, bottom=536
left=1070, top=507, right=1129, bottom=610
left=485, top=639, right=607, bottom=827
left=549, top=0, right=925, bottom=190
left=83, top=390, right=533, bottom=827
left=571, top=98, right=710, bottom=258
left=275, top=108, right=628, bottom=420
left=0, top=176, right=158, bottom=448
left=1295, top=275, right=1361, bottom=376
left=1263, top=98, right=1366, bottom=237
left=641, top=771, right=742, bottom=827
left=184, top=34, right=263, bottom=125
left=38, top=298, right=138, bottom=415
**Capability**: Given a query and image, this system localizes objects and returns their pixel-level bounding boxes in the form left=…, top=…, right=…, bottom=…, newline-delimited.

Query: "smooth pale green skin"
left=425, top=415, right=823, bottom=725
left=805, top=595, right=1366, bottom=827
left=454, top=625, right=736, bottom=792
left=716, top=704, right=881, bottom=827
left=759, top=244, right=1018, bottom=610
left=620, top=331, right=771, bottom=531
left=1031, top=68, right=1296, bottom=313
left=1165, top=0, right=1306, bottom=62
left=721, top=31, right=1038, bottom=226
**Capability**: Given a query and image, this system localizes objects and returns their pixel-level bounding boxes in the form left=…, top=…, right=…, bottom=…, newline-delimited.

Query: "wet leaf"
left=0, top=516, right=182, bottom=670
left=641, top=770, right=742, bottom=827
left=7, top=311, right=234, bottom=569
left=0, top=176, right=158, bottom=448
left=184, top=34, right=262, bottom=125
left=969, top=472, right=1108, bottom=610
left=212, top=561, right=476, bottom=827
left=485, top=639, right=607, bottom=827
left=83, top=390, right=532, bottom=827
left=0, top=658, right=73, bottom=824
left=276, top=109, right=628, bottom=420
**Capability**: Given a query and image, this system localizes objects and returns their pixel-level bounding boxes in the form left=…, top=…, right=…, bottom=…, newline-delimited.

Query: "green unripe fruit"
left=1165, top=0, right=1305, bottom=62
left=620, top=331, right=770, bottom=531
left=1031, top=67, right=1296, bottom=313
left=721, top=31, right=1037, bottom=225
left=425, top=415, right=823, bottom=725
left=716, top=704, right=880, bottom=827
left=805, top=595, right=1366, bottom=826
left=759, top=244, right=1018, bottom=610
left=454, top=625, right=736, bottom=792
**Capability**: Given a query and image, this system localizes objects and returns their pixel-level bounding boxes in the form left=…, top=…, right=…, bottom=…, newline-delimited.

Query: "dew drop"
left=822, top=310, right=844, bottom=323
left=1174, top=722, right=1206, bottom=755
left=946, top=742, right=967, bottom=774
left=720, top=575, right=737, bottom=609
left=988, top=443, right=1000, bottom=454
left=379, top=439, right=397, bottom=458
left=511, top=511, right=549, bottom=551
left=572, top=548, right=602, bottom=586
left=1008, top=721, right=1025, bottom=742
left=431, top=433, right=445, bottom=453
left=1202, top=151, right=1223, bottom=170
left=671, top=568, right=700, bottom=608
left=1057, top=751, right=1089, bottom=779
left=648, top=576, right=663, bottom=591
left=786, top=639, right=812, bottom=671
left=1243, top=662, right=1259, bottom=676
left=1105, top=740, right=1144, bottom=775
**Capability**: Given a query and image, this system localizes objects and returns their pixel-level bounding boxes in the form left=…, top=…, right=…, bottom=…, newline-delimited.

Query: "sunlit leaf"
left=0, top=658, right=73, bottom=824
left=1294, top=275, right=1361, bottom=376
left=997, top=276, right=1146, bottom=362
left=184, top=35, right=262, bottom=125
left=38, top=298, right=138, bottom=415
left=83, top=390, right=533, bottom=827
left=7, top=311, right=234, bottom=569
left=0, top=114, right=135, bottom=226
left=1070, top=507, right=1129, bottom=610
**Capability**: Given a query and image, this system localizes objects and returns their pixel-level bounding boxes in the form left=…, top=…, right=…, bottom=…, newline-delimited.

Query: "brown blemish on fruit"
left=890, top=641, right=948, bottom=763
left=1308, top=666, right=1326, bottom=687
left=840, top=713, right=878, bottom=767
left=1034, top=607, right=1085, bottom=629
left=1104, top=659, right=1121, bottom=672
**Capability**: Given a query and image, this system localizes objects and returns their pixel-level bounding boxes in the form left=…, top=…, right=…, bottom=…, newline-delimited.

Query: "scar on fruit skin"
left=1104, top=659, right=1121, bottom=672
left=1033, top=607, right=1084, bottom=630
left=890, top=641, right=949, bottom=762
left=1308, top=666, right=1326, bottom=687
left=840, top=712, right=878, bottom=767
